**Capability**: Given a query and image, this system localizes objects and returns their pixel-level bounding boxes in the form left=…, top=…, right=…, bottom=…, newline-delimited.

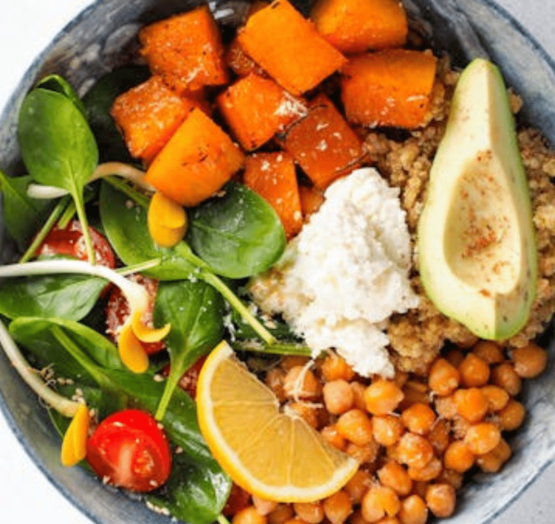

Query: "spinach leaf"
left=153, top=279, right=225, bottom=419
left=0, top=170, right=54, bottom=250
left=0, top=275, right=106, bottom=321
left=83, top=65, right=150, bottom=162
left=99, top=180, right=198, bottom=279
left=36, top=75, right=88, bottom=118
left=188, top=182, right=286, bottom=279
left=18, top=88, right=98, bottom=263
left=147, top=452, right=231, bottom=524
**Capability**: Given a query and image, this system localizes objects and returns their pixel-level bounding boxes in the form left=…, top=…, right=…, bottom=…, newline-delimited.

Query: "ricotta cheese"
left=248, top=168, right=419, bottom=377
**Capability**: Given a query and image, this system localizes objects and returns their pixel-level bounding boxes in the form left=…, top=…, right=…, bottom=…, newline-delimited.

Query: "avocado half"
left=417, top=58, right=537, bottom=340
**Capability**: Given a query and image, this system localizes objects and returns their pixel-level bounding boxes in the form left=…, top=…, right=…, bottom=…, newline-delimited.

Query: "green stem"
left=19, top=195, right=71, bottom=263
left=230, top=340, right=312, bottom=357
left=117, top=259, right=162, bottom=276
left=154, top=366, right=181, bottom=421
left=50, top=326, right=111, bottom=391
left=0, top=319, right=80, bottom=417
left=57, top=200, right=77, bottom=230
left=217, top=515, right=231, bottom=524
left=201, top=270, right=277, bottom=346
left=72, top=193, right=95, bottom=265
left=104, top=175, right=150, bottom=208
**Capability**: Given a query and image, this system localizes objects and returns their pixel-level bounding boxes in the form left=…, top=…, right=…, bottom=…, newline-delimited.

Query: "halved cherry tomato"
left=222, top=483, right=251, bottom=516
left=105, top=274, right=166, bottom=355
left=36, top=219, right=116, bottom=268
left=86, top=409, right=172, bottom=492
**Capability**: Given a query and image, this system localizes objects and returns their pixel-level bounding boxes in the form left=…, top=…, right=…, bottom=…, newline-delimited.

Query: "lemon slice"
left=196, top=341, right=359, bottom=502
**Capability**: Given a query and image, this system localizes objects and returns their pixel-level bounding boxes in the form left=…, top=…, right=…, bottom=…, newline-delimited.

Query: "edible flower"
left=61, top=403, right=90, bottom=466
left=147, top=191, right=188, bottom=248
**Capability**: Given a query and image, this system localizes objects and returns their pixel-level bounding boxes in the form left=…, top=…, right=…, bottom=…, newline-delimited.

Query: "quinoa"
left=363, top=55, right=555, bottom=373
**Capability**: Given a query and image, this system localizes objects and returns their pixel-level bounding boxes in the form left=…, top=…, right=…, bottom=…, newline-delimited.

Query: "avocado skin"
left=417, top=58, right=537, bottom=341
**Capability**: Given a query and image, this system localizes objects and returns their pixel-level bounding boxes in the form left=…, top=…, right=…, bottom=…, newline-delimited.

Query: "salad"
left=0, top=1, right=553, bottom=524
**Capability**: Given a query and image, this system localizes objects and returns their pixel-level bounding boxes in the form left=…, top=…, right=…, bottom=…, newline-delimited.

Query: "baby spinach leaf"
left=153, top=279, right=225, bottom=420
left=83, top=65, right=149, bottom=163
left=35, top=75, right=87, bottom=118
left=147, top=452, right=231, bottom=524
left=99, top=180, right=198, bottom=279
left=0, top=275, right=106, bottom=321
left=0, top=170, right=54, bottom=250
left=10, top=316, right=125, bottom=374
left=18, top=88, right=98, bottom=263
left=187, top=182, right=286, bottom=279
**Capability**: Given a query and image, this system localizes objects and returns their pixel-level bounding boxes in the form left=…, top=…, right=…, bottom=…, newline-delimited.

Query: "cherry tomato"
left=105, top=274, right=166, bottom=355
left=86, top=409, right=172, bottom=492
left=222, top=483, right=251, bottom=516
left=36, top=219, right=116, bottom=268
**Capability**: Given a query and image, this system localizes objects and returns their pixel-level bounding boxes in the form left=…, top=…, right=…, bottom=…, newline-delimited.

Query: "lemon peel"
left=61, top=403, right=90, bottom=467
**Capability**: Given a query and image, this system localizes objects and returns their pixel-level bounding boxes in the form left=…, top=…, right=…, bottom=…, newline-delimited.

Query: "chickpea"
left=471, top=340, right=505, bottom=365
left=321, top=424, right=347, bottom=451
left=265, top=367, right=287, bottom=402
left=427, top=419, right=451, bottom=455
left=481, top=385, right=510, bottom=412
left=364, top=380, right=405, bottom=415
left=428, top=358, right=460, bottom=396
left=372, top=415, right=405, bottom=447
left=443, top=440, right=475, bottom=473
left=283, top=366, right=322, bottom=400
left=377, top=461, right=413, bottom=497
left=401, top=403, right=436, bottom=435
left=425, top=483, right=456, bottom=518
left=491, top=363, right=522, bottom=397
left=345, top=469, right=373, bottom=504
left=321, top=352, right=355, bottom=382
left=476, top=438, right=512, bottom=473
left=497, top=399, right=526, bottom=432
left=268, top=505, right=295, bottom=524
left=323, top=380, right=354, bottom=415
left=293, top=502, right=324, bottom=524
left=398, top=495, right=428, bottom=524
left=396, top=433, right=435, bottom=470
left=253, top=497, right=279, bottom=516
left=233, top=507, right=268, bottom=524
left=361, top=485, right=401, bottom=523
left=407, top=457, right=443, bottom=482
left=323, top=490, right=353, bottom=524
left=453, top=388, right=489, bottom=423
left=511, top=343, right=548, bottom=379
left=458, top=353, right=490, bottom=387
left=464, top=422, right=501, bottom=455
left=336, top=409, right=374, bottom=446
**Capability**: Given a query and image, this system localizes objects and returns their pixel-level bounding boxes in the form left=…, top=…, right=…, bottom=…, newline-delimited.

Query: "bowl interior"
left=1, top=1, right=555, bottom=523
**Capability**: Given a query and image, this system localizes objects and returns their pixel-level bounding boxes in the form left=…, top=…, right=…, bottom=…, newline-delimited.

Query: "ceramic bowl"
left=0, top=1, right=554, bottom=523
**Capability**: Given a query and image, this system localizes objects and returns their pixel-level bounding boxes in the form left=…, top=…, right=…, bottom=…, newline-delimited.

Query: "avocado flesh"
left=418, top=58, right=537, bottom=340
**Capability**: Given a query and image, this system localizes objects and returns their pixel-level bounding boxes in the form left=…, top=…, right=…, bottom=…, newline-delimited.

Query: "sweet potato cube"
left=111, top=76, right=197, bottom=163
left=243, top=152, right=303, bottom=239
left=311, top=0, right=408, bottom=54
left=341, top=49, right=438, bottom=129
left=278, top=94, right=366, bottom=189
left=139, top=5, right=229, bottom=93
left=217, top=73, right=307, bottom=151
left=237, top=0, right=347, bottom=95
left=144, top=109, right=245, bottom=207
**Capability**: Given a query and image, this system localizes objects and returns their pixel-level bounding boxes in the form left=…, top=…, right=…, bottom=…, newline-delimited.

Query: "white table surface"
left=0, top=1, right=554, bottom=523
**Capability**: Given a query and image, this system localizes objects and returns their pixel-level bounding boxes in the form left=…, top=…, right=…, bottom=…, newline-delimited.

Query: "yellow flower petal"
left=150, top=222, right=188, bottom=249
left=131, top=310, right=171, bottom=344
left=149, top=191, right=187, bottom=229
left=119, top=322, right=150, bottom=374
left=61, top=404, right=90, bottom=467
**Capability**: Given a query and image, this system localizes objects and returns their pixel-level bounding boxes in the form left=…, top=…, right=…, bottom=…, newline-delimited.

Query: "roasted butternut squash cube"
left=237, top=0, right=347, bottom=95
left=278, top=94, right=366, bottom=189
left=139, top=4, right=229, bottom=93
left=243, top=152, right=303, bottom=239
left=110, top=75, right=197, bottom=163
left=311, top=0, right=408, bottom=54
left=144, top=109, right=245, bottom=207
left=341, top=49, right=438, bottom=129
left=217, top=73, right=307, bottom=151
left=299, top=184, right=325, bottom=219
left=225, top=38, right=265, bottom=78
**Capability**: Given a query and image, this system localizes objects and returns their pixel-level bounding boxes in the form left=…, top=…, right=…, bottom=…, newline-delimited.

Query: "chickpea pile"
left=224, top=340, right=548, bottom=524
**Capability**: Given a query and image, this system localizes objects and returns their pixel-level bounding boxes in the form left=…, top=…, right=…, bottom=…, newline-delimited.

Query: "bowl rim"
left=1, top=1, right=555, bottom=524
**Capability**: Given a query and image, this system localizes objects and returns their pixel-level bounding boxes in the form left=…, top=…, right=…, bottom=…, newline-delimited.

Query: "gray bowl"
left=1, top=1, right=554, bottom=523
